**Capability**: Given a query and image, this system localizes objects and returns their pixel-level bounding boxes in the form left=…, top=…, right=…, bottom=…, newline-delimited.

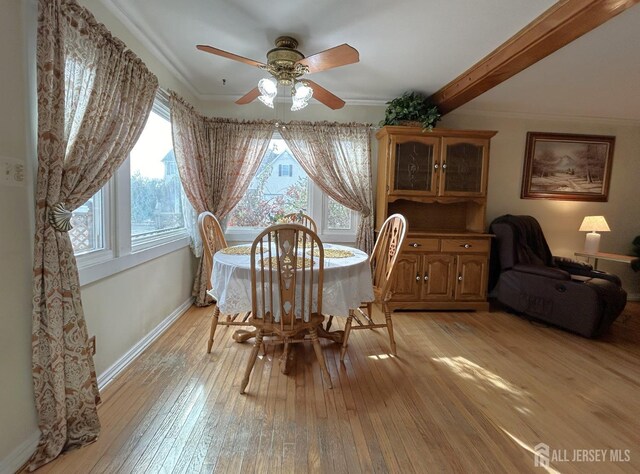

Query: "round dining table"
left=210, top=242, right=374, bottom=323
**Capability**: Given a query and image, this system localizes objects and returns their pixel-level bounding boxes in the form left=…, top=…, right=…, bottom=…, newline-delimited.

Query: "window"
left=70, top=190, right=105, bottom=255
left=326, top=196, right=352, bottom=230
left=70, top=94, right=190, bottom=285
left=130, top=106, right=185, bottom=245
left=278, top=164, right=293, bottom=177
left=226, top=138, right=357, bottom=242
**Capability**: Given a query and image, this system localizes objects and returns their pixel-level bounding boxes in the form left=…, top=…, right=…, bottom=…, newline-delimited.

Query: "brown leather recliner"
left=489, top=215, right=627, bottom=338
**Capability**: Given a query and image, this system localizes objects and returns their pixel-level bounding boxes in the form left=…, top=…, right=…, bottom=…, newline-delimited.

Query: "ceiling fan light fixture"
left=257, top=94, right=275, bottom=108
left=258, top=77, right=277, bottom=97
left=293, top=81, right=313, bottom=102
left=290, top=97, right=309, bottom=111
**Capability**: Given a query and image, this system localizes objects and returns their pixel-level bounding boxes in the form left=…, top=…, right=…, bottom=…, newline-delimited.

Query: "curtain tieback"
left=49, top=202, right=74, bottom=232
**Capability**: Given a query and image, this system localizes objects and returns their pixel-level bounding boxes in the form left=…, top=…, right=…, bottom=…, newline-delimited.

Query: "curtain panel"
left=169, top=92, right=273, bottom=305
left=279, top=121, right=374, bottom=254
left=31, top=0, right=158, bottom=469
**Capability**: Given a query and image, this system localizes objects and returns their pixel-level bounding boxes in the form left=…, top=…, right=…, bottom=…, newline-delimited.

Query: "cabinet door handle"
left=410, top=242, right=421, bottom=248
left=416, top=274, right=421, bottom=281
left=458, top=274, right=463, bottom=282
left=423, top=273, right=429, bottom=281
left=442, top=162, right=447, bottom=170
left=434, top=163, right=439, bottom=170
left=460, top=243, right=472, bottom=248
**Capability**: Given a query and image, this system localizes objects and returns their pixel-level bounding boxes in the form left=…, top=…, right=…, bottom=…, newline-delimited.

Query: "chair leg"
left=207, top=305, right=220, bottom=353
left=366, top=303, right=372, bottom=318
left=384, top=304, right=397, bottom=356
left=340, top=309, right=354, bottom=362
left=309, top=327, right=332, bottom=389
left=240, top=329, right=264, bottom=394
left=281, top=340, right=291, bottom=374
left=325, top=315, right=334, bottom=331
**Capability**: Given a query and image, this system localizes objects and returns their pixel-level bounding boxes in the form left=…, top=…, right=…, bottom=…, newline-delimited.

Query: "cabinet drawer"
left=441, top=238, right=489, bottom=253
left=402, top=238, right=439, bottom=252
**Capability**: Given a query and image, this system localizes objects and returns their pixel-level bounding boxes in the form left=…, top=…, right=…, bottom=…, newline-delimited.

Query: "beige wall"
left=0, top=0, right=39, bottom=463
left=2, top=0, right=638, bottom=467
left=442, top=110, right=640, bottom=296
left=0, top=0, right=197, bottom=467
left=82, top=247, right=194, bottom=376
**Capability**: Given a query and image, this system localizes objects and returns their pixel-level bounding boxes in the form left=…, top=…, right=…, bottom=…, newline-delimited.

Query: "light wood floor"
left=36, top=302, right=640, bottom=473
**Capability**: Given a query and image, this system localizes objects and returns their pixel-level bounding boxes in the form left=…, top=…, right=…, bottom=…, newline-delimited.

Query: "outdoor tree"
left=227, top=164, right=309, bottom=228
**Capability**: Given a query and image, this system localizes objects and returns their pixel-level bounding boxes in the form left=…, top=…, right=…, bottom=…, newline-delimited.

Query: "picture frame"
left=521, top=132, right=615, bottom=201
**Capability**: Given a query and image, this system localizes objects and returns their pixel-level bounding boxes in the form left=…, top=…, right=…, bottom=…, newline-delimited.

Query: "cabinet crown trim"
left=376, top=126, right=497, bottom=139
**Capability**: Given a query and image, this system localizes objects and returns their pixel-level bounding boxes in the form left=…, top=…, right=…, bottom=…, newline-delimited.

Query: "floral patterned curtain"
left=31, top=0, right=158, bottom=469
left=169, top=93, right=273, bottom=305
left=280, top=121, right=374, bottom=253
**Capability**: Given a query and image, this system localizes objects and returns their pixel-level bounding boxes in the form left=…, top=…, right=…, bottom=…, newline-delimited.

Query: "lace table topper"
left=210, top=243, right=373, bottom=318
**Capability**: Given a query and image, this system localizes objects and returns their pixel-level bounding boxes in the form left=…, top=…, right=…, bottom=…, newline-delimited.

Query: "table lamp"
left=579, top=216, right=610, bottom=254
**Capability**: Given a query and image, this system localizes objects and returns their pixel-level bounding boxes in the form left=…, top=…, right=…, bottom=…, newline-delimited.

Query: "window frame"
left=225, top=135, right=359, bottom=244
left=74, top=94, right=190, bottom=286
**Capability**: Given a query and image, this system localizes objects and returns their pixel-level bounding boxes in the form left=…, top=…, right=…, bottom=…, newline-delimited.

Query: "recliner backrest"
left=490, top=215, right=555, bottom=269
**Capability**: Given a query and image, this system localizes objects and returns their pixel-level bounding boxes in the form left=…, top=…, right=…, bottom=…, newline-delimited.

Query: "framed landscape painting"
left=521, top=132, right=615, bottom=201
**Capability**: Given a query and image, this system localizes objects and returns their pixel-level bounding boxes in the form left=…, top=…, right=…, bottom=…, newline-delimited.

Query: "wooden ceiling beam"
left=429, top=0, right=640, bottom=115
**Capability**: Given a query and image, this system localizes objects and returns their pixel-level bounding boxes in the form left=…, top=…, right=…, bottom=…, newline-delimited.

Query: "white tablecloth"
left=210, top=243, right=374, bottom=317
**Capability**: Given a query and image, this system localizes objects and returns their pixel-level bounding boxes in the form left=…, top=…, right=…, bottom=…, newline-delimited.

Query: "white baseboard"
left=0, top=298, right=193, bottom=474
left=0, top=431, right=39, bottom=474
left=97, top=297, right=194, bottom=390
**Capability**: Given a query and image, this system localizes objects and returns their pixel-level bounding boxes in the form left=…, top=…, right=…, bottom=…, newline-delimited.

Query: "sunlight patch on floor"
left=367, top=354, right=395, bottom=360
left=432, top=356, right=525, bottom=398
left=501, top=429, right=562, bottom=474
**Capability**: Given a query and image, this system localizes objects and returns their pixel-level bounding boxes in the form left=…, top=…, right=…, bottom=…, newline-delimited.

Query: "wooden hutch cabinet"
left=376, top=126, right=496, bottom=311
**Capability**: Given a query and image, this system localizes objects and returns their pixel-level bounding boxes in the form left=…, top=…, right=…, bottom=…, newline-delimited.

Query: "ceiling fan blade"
left=305, top=80, right=345, bottom=110
left=196, top=45, right=266, bottom=68
left=297, top=44, right=359, bottom=74
left=235, top=87, right=261, bottom=105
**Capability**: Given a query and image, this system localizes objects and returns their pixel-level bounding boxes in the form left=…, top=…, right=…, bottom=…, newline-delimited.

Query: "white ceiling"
left=463, top=4, right=640, bottom=121
left=102, top=0, right=640, bottom=120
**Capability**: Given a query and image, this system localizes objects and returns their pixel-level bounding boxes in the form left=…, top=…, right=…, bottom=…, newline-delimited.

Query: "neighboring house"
left=160, top=149, right=182, bottom=215
left=249, top=147, right=306, bottom=197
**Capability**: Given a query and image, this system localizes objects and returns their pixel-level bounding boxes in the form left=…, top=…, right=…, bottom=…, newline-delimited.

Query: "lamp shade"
left=579, top=216, right=610, bottom=232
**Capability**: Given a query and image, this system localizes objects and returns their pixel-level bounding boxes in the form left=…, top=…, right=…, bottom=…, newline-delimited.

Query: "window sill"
left=78, top=236, right=190, bottom=286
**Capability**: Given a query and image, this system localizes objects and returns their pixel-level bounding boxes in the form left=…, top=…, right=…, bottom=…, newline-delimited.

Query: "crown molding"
left=195, top=93, right=387, bottom=107
left=450, top=107, right=640, bottom=127
left=99, top=0, right=203, bottom=100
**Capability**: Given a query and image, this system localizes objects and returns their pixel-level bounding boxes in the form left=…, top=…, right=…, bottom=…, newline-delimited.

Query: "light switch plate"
left=0, top=156, right=26, bottom=187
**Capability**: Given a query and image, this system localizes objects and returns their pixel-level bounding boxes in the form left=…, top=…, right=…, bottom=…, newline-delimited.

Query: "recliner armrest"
left=554, top=256, right=593, bottom=272
left=554, top=256, right=622, bottom=285
left=512, top=263, right=571, bottom=280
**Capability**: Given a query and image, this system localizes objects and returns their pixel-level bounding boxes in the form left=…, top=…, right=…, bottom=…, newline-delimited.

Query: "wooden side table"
left=574, top=251, right=634, bottom=270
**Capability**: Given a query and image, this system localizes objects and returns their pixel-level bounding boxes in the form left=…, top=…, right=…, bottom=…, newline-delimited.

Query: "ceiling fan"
left=196, top=36, right=359, bottom=110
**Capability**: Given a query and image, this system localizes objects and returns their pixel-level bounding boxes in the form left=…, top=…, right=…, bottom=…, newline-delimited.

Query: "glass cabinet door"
left=389, top=136, right=439, bottom=195
left=441, top=138, right=488, bottom=196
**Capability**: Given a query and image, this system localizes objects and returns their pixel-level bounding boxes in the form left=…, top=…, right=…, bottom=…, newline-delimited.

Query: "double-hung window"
left=70, top=94, right=190, bottom=284
left=278, top=164, right=293, bottom=177
left=226, top=136, right=358, bottom=243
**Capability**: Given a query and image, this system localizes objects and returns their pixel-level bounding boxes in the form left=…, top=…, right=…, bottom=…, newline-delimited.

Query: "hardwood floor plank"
left=34, top=302, right=640, bottom=474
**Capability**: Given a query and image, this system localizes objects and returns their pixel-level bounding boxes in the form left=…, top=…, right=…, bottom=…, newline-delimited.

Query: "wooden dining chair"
left=280, top=212, right=318, bottom=234
left=340, top=213, right=407, bottom=360
left=198, top=211, right=251, bottom=353
left=240, top=223, right=332, bottom=394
